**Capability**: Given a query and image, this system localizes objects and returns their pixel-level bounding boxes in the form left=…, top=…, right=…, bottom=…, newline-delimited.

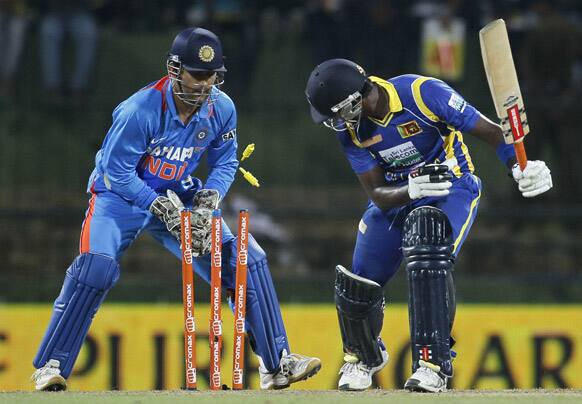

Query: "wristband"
left=496, top=143, right=516, bottom=167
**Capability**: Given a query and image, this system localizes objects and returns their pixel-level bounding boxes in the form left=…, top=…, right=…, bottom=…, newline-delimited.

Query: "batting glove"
left=408, top=164, right=453, bottom=200
left=512, top=160, right=553, bottom=198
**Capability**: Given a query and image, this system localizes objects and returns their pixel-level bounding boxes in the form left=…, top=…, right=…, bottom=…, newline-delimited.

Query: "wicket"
left=233, top=209, right=249, bottom=390
left=209, top=209, right=223, bottom=390
left=180, top=209, right=250, bottom=390
left=180, top=210, right=197, bottom=390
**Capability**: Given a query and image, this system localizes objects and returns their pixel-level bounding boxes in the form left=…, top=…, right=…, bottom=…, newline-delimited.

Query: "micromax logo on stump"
left=183, top=216, right=193, bottom=264
left=235, top=318, right=245, bottom=334
left=211, top=365, right=221, bottom=387
left=185, top=285, right=195, bottom=332
left=212, top=219, right=221, bottom=267
left=184, top=249, right=192, bottom=264
left=238, top=217, right=248, bottom=266
left=233, top=334, right=244, bottom=385
left=211, top=340, right=221, bottom=381
left=211, top=287, right=222, bottom=335
left=235, top=286, right=245, bottom=332
left=186, top=368, right=196, bottom=384
left=186, top=335, right=196, bottom=384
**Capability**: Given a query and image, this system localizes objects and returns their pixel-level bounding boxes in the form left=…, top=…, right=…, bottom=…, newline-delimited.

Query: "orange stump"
left=209, top=209, right=223, bottom=390
left=180, top=210, right=197, bottom=390
left=232, top=210, right=249, bottom=390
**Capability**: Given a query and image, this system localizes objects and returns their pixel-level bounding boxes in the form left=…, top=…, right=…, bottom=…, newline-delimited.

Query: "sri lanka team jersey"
left=87, top=76, right=239, bottom=210
left=338, top=75, right=480, bottom=184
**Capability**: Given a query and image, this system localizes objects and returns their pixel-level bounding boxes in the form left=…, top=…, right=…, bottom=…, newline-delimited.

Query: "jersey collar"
left=165, top=82, right=212, bottom=125
left=367, top=76, right=403, bottom=126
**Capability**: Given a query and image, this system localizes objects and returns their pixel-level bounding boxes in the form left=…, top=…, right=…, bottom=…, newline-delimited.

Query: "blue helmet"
left=167, top=28, right=226, bottom=108
left=169, top=27, right=226, bottom=72
left=305, top=58, right=371, bottom=131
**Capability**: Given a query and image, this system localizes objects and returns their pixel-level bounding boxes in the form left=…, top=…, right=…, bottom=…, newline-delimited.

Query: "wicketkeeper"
left=31, top=27, right=321, bottom=391
left=305, top=59, right=552, bottom=392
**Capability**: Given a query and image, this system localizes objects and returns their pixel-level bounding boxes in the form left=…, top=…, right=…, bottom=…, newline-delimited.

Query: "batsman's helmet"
left=305, top=58, right=372, bottom=131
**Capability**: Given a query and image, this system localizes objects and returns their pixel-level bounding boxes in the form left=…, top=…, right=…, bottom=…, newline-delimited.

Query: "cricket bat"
left=479, top=19, right=528, bottom=170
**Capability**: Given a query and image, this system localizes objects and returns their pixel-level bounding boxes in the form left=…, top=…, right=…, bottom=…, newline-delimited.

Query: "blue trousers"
left=352, top=174, right=482, bottom=286
left=37, top=189, right=289, bottom=375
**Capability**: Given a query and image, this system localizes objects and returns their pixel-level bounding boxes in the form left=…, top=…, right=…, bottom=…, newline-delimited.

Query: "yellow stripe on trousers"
left=453, top=188, right=481, bottom=254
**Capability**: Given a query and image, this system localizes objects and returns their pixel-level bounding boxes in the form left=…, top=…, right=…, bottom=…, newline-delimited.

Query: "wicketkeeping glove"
left=512, top=160, right=553, bottom=198
left=191, top=189, right=220, bottom=256
left=408, top=164, right=453, bottom=200
left=149, top=190, right=185, bottom=240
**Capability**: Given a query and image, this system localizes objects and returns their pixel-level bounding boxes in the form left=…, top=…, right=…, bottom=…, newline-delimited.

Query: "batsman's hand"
left=408, top=164, right=453, bottom=200
left=512, top=160, right=553, bottom=198
left=190, top=189, right=220, bottom=256
left=149, top=190, right=185, bottom=240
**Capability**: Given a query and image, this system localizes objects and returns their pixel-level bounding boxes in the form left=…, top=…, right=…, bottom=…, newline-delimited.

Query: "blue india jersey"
left=87, top=76, right=239, bottom=210
left=339, top=75, right=481, bottom=184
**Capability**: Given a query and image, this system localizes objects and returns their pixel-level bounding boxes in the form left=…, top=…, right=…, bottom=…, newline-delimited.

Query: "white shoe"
left=31, top=359, right=67, bottom=391
left=338, top=349, right=389, bottom=391
left=260, top=353, right=322, bottom=390
left=404, top=360, right=448, bottom=392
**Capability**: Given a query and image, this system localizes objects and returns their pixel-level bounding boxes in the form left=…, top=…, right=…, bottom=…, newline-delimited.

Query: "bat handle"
left=513, top=141, right=527, bottom=171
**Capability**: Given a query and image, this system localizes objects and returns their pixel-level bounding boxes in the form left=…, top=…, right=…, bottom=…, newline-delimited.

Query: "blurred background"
left=1, top=0, right=582, bottom=390
left=1, top=0, right=580, bottom=304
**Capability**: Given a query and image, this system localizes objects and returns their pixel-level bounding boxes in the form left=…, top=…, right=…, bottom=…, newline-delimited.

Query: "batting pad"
left=33, top=253, right=120, bottom=378
left=227, top=234, right=290, bottom=372
left=402, top=206, right=454, bottom=377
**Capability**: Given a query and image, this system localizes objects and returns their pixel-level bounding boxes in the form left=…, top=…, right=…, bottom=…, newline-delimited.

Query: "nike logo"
left=150, top=136, right=167, bottom=145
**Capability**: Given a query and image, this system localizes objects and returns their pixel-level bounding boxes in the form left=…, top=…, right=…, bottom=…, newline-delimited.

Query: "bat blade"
left=480, top=19, right=529, bottom=169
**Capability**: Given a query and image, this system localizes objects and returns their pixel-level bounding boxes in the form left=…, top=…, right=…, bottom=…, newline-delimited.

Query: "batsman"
left=31, top=27, right=321, bottom=391
left=305, top=59, right=552, bottom=392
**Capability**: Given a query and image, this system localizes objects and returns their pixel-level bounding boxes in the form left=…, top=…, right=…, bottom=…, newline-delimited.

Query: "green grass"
left=1, top=390, right=581, bottom=404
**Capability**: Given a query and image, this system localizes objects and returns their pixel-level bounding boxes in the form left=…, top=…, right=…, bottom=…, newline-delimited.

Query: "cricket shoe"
left=260, top=353, right=322, bottom=390
left=404, top=360, right=448, bottom=393
left=338, top=348, right=389, bottom=391
left=31, top=359, right=67, bottom=391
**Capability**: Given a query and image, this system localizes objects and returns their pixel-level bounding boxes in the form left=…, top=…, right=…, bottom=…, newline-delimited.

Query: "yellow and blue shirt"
left=338, top=74, right=480, bottom=184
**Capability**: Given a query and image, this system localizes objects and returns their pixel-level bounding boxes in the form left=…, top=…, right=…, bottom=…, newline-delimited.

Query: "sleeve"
left=337, top=131, right=379, bottom=174
left=496, top=141, right=516, bottom=167
left=419, top=79, right=480, bottom=132
left=98, top=104, right=159, bottom=210
left=204, top=106, right=239, bottom=199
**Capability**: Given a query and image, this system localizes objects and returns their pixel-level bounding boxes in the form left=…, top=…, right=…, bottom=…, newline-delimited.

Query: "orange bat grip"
left=513, top=141, right=527, bottom=171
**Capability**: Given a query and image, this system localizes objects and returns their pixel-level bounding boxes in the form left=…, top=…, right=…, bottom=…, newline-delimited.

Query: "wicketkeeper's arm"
left=204, top=109, right=239, bottom=199
left=99, top=106, right=159, bottom=210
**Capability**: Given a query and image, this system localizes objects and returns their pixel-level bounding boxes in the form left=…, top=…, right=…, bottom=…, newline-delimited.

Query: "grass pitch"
left=1, top=390, right=581, bottom=404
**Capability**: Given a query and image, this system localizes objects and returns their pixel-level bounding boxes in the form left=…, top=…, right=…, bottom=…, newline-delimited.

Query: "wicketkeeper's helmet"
left=169, top=27, right=227, bottom=73
left=166, top=27, right=226, bottom=107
